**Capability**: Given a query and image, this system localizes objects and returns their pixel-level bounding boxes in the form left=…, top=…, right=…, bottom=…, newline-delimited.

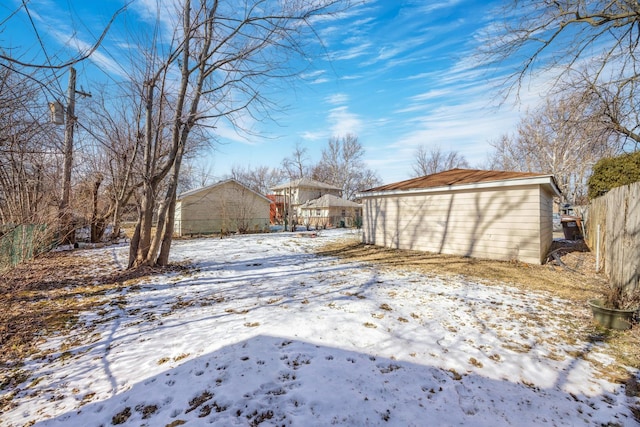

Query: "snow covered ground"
left=3, top=229, right=638, bottom=426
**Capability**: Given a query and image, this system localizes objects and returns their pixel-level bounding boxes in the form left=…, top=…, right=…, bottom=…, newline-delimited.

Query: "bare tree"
left=79, top=86, right=146, bottom=242
left=0, top=65, right=65, bottom=267
left=577, top=72, right=640, bottom=153
left=179, top=160, right=216, bottom=193
left=1, top=3, right=129, bottom=249
left=128, top=0, right=350, bottom=267
left=311, top=134, right=381, bottom=200
left=0, top=65, right=60, bottom=226
left=488, top=91, right=621, bottom=204
left=410, top=145, right=470, bottom=177
left=485, top=134, right=523, bottom=172
left=230, top=164, right=284, bottom=195
left=482, top=1, right=640, bottom=148
left=281, top=142, right=310, bottom=180
left=228, top=182, right=267, bottom=234
left=357, top=168, right=382, bottom=195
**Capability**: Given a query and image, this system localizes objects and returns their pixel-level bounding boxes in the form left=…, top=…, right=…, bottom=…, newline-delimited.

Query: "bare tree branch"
left=410, top=145, right=469, bottom=177
left=481, top=1, right=640, bottom=145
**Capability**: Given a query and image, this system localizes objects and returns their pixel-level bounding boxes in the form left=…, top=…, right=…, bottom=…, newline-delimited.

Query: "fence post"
left=596, top=224, right=600, bottom=273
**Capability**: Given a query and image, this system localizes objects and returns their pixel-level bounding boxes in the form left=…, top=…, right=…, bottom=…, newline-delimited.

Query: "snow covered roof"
left=360, top=168, right=561, bottom=198
left=271, top=177, right=341, bottom=191
left=299, top=194, right=362, bottom=209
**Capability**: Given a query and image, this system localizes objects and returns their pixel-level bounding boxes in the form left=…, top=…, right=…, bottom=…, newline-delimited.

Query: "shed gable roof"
left=363, top=169, right=550, bottom=193
left=177, top=179, right=270, bottom=203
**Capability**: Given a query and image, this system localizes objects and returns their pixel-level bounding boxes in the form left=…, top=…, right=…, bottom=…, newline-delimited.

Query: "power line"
left=0, top=62, right=62, bottom=100
left=0, top=3, right=129, bottom=70
left=20, top=0, right=66, bottom=97
left=0, top=4, right=22, bottom=27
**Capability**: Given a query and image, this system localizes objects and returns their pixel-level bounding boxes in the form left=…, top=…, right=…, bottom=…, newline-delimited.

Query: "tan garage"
left=357, top=169, right=561, bottom=264
left=175, top=179, right=271, bottom=236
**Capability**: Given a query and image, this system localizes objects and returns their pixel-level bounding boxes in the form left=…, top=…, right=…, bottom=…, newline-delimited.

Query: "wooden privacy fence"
left=586, top=181, right=640, bottom=292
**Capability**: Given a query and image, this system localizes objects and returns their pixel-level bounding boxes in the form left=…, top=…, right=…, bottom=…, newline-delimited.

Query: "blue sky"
left=1, top=0, right=550, bottom=184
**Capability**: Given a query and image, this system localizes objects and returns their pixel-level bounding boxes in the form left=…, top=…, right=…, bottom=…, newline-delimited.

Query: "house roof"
left=177, top=179, right=271, bottom=203
left=360, top=168, right=561, bottom=197
left=271, top=177, right=341, bottom=191
left=299, top=194, right=362, bottom=209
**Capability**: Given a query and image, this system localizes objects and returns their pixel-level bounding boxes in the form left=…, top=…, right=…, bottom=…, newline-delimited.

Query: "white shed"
left=357, top=169, right=561, bottom=264
left=175, top=179, right=271, bottom=236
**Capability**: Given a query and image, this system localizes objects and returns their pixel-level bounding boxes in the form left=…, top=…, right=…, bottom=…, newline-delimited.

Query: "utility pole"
left=283, top=188, right=288, bottom=231
left=288, top=185, right=292, bottom=232
left=58, top=66, right=90, bottom=246
left=59, top=67, right=76, bottom=245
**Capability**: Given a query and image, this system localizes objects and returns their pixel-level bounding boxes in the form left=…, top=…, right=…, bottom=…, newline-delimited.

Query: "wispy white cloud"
left=299, top=130, right=326, bottom=141
left=393, top=104, right=428, bottom=115
left=318, top=25, right=341, bottom=39
left=317, top=15, right=375, bottom=44
left=351, top=16, right=377, bottom=27
left=300, top=69, right=329, bottom=84
left=308, top=2, right=378, bottom=24
left=52, top=31, right=129, bottom=79
left=409, top=89, right=452, bottom=102
left=375, top=46, right=404, bottom=61
left=330, top=42, right=372, bottom=61
left=415, top=0, right=464, bottom=14
left=340, top=74, right=363, bottom=80
left=325, top=93, right=349, bottom=105
left=300, top=70, right=325, bottom=79
left=130, top=0, right=178, bottom=39
left=18, top=2, right=125, bottom=80
left=366, top=28, right=437, bottom=65
left=328, top=105, right=363, bottom=137
left=212, top=117, right=257, bottom=145
left=297, top=104, right=363, bottom=141
left=405, top=72, right=434, bottom=80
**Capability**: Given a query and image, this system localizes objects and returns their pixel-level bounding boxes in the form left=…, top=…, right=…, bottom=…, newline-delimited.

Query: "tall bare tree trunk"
left=129, top=81, right=157, bottom=268
left=157, top=161, right=182, bottom=265
left=128, top=218, right=141, bottom=269
left=90, top=175, right=102, bottom=243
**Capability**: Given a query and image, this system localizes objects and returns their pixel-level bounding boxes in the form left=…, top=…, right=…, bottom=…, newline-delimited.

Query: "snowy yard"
left=2, top=229, right=638, bottom=426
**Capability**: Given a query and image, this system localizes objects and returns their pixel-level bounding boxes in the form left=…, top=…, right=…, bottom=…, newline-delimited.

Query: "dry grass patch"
left=316, top=239, right=603, bottom=302
left=0, top=249, right=190, bottom=396
left=316, top=239, right=639, bottom=371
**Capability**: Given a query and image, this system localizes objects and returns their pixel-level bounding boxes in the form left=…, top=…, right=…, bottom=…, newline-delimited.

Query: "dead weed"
left=0, top=249, right=190, bottom=389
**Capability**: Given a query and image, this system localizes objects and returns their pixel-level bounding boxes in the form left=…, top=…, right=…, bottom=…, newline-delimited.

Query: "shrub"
left=588, top=151, right=640, bottom=199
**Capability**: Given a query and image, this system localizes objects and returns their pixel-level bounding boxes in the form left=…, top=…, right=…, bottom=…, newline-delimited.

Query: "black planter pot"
left=589, top=299, right=637, bottom=330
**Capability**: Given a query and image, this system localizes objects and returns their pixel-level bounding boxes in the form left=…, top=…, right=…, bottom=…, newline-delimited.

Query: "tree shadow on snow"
left=23, top=335, right=635, bottom=427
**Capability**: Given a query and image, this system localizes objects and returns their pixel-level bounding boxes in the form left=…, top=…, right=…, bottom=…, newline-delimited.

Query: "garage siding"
left=175, top=202, right=183, bottom=236
left=176, top=181, right=270, bottom=235
left=538, top=187, right=555, bottom=261
left=362, top=185, right=548, bottom=264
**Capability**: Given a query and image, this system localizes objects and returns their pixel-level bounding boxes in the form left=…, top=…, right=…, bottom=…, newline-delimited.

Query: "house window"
left=316, top=209, right=321, bottom=216
left=341, top=209, right=346, bottom=217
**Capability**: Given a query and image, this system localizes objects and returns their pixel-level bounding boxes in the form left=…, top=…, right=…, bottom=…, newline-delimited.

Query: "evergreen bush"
left=587, top=151, right=640, bottom=199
